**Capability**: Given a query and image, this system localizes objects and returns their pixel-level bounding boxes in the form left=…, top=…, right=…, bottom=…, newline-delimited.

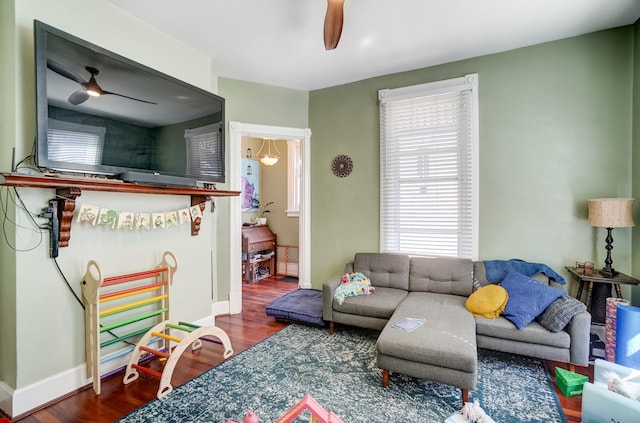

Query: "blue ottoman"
left=266, top=289, right=325, bottom=327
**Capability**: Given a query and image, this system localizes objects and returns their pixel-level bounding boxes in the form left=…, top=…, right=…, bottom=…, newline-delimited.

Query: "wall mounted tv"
left=34, top=20, right=225, bottom=187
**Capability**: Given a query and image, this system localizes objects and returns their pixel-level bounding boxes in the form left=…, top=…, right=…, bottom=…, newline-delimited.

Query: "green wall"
left=258, top=139, right=299, bottom=247
left=632, top=18, right=640, bottom=305
left=309, top=27, right=636, bottom=300
left=217, top=78, right=308, bottom=300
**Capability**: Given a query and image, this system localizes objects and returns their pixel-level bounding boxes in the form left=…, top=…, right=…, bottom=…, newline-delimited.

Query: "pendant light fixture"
left=257, top=138, right=280, bottom=166
left=246, top=146, right=253, bottom=176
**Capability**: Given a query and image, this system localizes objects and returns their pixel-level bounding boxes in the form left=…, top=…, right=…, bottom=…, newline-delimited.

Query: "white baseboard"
left=0, top=315, right=225, bottom=419
left=228, top=290, right=242, bottom=314
left=2, top=349, right=140, bottom=418
left=212, top=299, right=230, bottom=317
left=1, top=362, right=93, bottom=418
left=191, top=315, right=216, bottom=327
left=299, top=280, right=311, bottom=289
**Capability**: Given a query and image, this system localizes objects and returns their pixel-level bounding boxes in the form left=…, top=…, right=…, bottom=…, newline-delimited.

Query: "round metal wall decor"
left=331, top=155, right=353, bottom=178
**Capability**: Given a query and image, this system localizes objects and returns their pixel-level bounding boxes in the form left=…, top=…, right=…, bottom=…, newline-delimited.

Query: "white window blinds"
left=47, top=119, right=106, bottom=165
left=379, top=74, right=478, bottom=259
left=185, top=122, right=224, bottom=182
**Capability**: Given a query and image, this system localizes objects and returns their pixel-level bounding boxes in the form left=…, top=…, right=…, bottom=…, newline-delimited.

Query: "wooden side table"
left=565, top=266, right=639, bottom=324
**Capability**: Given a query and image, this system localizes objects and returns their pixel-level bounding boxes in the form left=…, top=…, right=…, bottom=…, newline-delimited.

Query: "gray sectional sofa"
left=322, top=253, right=591, bottom=401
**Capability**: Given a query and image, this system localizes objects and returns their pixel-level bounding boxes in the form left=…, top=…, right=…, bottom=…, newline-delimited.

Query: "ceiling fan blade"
left=47, top=59, right=87, bottom=85
left=68, top=90, right=89, bottom=105
left=102, top=90, right=157, bottom=105
left=324, top=0, right=344, bottom=50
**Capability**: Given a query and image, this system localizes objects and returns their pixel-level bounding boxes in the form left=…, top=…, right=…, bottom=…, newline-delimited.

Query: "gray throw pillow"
left=537, top=294, right=587, bottom=332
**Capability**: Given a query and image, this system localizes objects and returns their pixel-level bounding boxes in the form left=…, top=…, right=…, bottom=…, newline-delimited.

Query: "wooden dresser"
left=242, top=225, right=277, bottom=283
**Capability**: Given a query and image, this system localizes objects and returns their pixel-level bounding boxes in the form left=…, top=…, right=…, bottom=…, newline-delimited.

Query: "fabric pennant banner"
left=76, top=202, right=200, bottom=231
left=77, top=203, right=99, bottom=225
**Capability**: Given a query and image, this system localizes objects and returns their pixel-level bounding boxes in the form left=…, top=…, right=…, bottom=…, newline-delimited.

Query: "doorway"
left=227, top=121, right=311, bottom=314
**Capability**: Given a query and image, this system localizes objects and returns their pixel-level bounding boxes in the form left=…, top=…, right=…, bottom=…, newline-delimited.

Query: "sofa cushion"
left=537, top=294, right=587, bottom=332
left=501, top=271, right=565, bottom=329
left=465, top=284, right=508, bottom=318
left=353, top=253, right=410, bottom=290
left=333, top=286, right=408, bottom=319
left=475, top=316, right=570, bottom=348
left=409, top=257, right=473, bottom=296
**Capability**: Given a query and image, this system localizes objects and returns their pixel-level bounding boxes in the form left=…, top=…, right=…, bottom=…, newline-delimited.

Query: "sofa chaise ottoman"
left=377, top=291, right=478, bottom=402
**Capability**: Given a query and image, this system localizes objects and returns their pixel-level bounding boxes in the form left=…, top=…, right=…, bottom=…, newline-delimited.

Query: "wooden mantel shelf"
left=0, top=172, right=240, bottom=251
left=0, top=172, right=239, bottom=196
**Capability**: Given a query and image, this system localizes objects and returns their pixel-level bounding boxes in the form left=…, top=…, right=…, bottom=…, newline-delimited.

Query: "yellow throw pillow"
left=465, top=284, right=509, bottom=318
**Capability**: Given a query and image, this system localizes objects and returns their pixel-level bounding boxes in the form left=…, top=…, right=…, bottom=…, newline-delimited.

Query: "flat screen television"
left=34, top=20, right=225, bottom=187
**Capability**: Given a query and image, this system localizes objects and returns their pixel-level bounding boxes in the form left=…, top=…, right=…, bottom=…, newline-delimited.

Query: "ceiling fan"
left=46, top=59, right=156, bottom=106
left=324, top=0, right=345, bottom=50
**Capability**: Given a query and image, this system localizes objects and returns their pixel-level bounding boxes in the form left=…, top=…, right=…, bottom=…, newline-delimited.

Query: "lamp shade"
left=260, top=155, right=279, bottom=166
left=587, top=198, right=635, bottom=228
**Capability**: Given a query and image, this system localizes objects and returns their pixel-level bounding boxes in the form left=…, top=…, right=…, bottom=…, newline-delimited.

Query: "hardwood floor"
left=11, top=277, right=297, bottom=423
left=544, top=360, right=593, bottom=423
left=7, top=277, right=589, bottom=422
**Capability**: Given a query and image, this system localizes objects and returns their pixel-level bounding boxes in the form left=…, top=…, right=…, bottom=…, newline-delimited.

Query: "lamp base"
left=600, top=227, right=618, bottom=278
left=599, top=267, right=618, bottom=277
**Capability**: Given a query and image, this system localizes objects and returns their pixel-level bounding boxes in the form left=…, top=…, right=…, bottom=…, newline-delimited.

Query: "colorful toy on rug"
left=226, top=395, right=344, bottom=423
left=444, top=399, right=496, bottom=423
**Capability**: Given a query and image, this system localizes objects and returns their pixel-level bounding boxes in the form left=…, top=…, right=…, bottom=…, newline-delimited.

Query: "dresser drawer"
left=249, top=241, right=275, bottom=252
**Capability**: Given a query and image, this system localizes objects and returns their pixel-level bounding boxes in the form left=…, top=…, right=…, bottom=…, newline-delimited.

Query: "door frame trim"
left=227, top=121, right=311, bottom=313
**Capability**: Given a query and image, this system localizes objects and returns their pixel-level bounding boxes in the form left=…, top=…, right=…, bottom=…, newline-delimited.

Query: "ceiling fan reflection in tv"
left=47, top=59, right=157, bottom=106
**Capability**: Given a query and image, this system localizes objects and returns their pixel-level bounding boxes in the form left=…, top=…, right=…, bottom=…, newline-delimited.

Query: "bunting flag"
left=135, top=213, right=151, bottom=230
left=76, top=202, right=205, bottom=230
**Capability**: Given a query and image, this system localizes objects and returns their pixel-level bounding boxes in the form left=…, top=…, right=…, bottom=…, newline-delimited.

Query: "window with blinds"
left=185, top=122, right=224, bottom=183
left=47, top=119, right=106, bottom=165
left=379, top=74, right=478, bottom=259
left=287, top=140, right=301, bottom=217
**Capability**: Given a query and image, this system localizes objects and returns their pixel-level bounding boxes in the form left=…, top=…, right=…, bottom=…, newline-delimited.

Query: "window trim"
left=378, top=74, right=479, bottom=259
left=286, top=140, right=301, bottom=217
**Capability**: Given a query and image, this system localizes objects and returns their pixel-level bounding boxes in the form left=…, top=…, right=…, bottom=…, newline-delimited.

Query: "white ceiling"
left=110, top=0, right=640, bottom=91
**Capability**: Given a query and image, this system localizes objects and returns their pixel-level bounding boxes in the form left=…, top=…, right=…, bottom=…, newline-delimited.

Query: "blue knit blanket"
left=484, top=259, right=565, bottom=284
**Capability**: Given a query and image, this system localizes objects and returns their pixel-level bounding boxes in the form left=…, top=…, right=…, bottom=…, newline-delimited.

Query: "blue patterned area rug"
left=117, top=324, right=567, bottom=423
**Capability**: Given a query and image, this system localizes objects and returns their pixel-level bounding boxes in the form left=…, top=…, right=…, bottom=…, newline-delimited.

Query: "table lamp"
left=587, top=198, right=635, bottom=277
